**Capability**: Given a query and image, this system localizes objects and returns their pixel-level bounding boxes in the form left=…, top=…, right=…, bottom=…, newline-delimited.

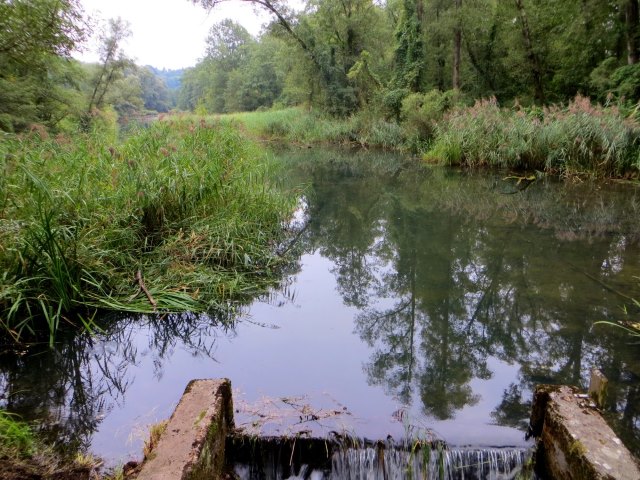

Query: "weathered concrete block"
left=530, top=385, right=640, bottom=480
left=136, top=378, right=233, bottom=480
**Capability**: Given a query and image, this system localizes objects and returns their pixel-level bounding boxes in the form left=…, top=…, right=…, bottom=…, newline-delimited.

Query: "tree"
left=206, top=18, right=254, bottom=66
left=193, top=0, right=391, bottom=116
left=626, top=0, right=640, bottom=65
left=83, top=17, right=133, bottom=128
left=452, top=0, right=461, bottom=90
left=513, top=0, right=545, bottom=103
left=223, top=35, right=285, bottom=111
left=139, top=67, right=172, bottom=112
left=391, top=0, right=425, bottom=93
left=0, top=0, right=87, bottom=131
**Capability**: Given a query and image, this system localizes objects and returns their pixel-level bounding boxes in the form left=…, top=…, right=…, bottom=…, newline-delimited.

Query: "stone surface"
left=588, top=368, right=608, bottom=409
left=136, top=378, right=233, bottom=480
left=531, top=384, right=640, bottom=480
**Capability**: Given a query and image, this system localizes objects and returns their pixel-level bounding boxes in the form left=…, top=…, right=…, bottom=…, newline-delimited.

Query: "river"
left=1, top=147, right=639, bottom=471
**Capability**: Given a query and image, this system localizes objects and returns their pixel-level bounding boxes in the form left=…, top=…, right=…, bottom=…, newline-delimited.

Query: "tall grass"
left=219, top=97, right=640, bottom=177
left=222, top=107, right=406, bottom=149
left=0, top=119, right=296, bottom=345
left=425, top=96, right=640, bottom=176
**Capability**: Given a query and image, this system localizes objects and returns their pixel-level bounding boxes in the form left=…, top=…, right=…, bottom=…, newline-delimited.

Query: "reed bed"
left=425, top=96, right=640, bottom=176
left=0, top=119, right=296, bottom=345
left=222, top=97, right=640, bottom=178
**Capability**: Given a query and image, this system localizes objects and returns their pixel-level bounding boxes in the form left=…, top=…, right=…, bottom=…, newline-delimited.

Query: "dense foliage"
left=187, top=0, right=640, bottom=116
left=0, top=1, right=179, bottom=133
left=0, top=0, right=87, bottom=131
left=0, top=120, right=295, bottom=344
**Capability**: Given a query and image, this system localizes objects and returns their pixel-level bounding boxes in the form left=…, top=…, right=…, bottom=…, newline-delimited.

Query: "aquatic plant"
left=0, top=119, right=297, bottom=345
left=426, top=96, right=640, bottom=176
left=595, top=296, right=640, bottom=342
left=0, top=410, right=34, bottom=457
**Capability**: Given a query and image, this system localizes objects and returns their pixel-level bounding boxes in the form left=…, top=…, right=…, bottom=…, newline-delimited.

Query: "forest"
left=183, top=0, right=640, bottom=116
left=3, top=1, right=640, bottom=132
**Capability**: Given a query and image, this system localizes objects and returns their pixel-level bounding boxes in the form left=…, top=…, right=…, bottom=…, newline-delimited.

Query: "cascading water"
left=229, top=438, right=535, bottom=480
left=331, top=446, right=532, bottom=480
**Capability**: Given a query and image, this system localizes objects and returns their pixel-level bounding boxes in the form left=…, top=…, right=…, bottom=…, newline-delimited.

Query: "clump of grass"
left=0, top=410, right=35, bottom=457
left=0, top=119, right=297, bottom=345
left=425, top=95, right=640, bottom=176
left=143, top=420, right=168, bottom=459
left=0, top=409, right=99, bottom=478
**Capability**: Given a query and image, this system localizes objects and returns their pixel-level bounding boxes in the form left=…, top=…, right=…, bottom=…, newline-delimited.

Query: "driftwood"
left=135, top=270, right=157, bottom=310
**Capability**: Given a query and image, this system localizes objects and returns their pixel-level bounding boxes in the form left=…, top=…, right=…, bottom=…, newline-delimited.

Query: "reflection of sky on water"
left=90, top=252, right=531, bottom=465
left=3, top=149, right=640, bottom=467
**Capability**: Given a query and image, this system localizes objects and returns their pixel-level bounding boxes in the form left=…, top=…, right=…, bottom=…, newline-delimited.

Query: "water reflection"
left=1, top=147, right=640, bottom=461
left=0, top=310, right=238, bottom=453
left=281, top=148, right=640, bottom=452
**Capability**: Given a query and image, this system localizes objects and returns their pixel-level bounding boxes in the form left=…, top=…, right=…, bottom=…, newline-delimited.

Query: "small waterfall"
left=331, top=445, right=532, bottom=480
left=229, top=438, right=534, bottom=480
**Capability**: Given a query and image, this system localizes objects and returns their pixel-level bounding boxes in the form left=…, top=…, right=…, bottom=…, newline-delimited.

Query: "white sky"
left=76, top=0, right=273, bottom=69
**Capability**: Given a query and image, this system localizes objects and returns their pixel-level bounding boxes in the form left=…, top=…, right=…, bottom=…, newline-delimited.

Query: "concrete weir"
left=529, top=383, right=640, bottom=479
left=136, top=379, right=233, bottom=480
left=134, top=378, right=640, bottom=479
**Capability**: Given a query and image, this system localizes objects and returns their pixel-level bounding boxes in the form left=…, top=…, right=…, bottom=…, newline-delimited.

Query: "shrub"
left=401, top=90, right=463, bottom=140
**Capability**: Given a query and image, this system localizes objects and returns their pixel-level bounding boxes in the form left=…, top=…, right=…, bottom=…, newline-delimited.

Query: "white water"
left=233, top=446, right=534, bottom=480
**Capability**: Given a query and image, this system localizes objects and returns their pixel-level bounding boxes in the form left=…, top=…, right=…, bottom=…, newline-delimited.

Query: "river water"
left=1, top=147, right=640, bottom=470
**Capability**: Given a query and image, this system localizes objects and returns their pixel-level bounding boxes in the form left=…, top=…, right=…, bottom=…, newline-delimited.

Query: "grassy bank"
left=223, top=108, right=406, bottom=150
left=426, top=96, right=640, bottom=176
left=221, top=95, right=640, bottom=178
left=0, top=410, right=95, bottom=479
left=0, top=119, right=296, bottom=345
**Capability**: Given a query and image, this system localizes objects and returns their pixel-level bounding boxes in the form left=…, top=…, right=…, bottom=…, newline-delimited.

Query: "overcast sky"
left=76, top=0, right=272, bottom=70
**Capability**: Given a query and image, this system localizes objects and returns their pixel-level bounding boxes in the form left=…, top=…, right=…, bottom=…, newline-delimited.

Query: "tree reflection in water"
left=0, top=310, right=237, bottom=454
left=284, top=148, right=640, bottom=453
left=2, top=148, right=640, bottom=458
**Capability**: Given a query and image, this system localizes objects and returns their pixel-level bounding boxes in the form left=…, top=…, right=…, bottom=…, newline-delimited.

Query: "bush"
left=401, top=89, right=465, bottom=146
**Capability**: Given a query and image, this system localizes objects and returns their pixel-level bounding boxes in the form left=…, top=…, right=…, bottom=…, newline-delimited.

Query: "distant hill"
left=147, top=67, right=185, bottom=91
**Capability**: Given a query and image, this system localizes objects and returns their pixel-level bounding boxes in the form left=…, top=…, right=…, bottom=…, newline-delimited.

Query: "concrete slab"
left=531, top=385, right=640, bottom=480
left=136, top=378, right=233, bottom=480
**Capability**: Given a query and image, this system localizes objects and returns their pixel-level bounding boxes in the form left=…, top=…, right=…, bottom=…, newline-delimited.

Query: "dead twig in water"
left=566, top=263, right=636, bottom=302
left=135, top=270, right=157, bottom=310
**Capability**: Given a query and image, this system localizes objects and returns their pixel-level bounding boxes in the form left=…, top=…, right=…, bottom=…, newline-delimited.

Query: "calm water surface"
left=2, top=148, right=640, bottom=465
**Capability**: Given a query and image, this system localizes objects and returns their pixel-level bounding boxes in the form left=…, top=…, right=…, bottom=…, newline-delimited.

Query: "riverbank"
left=222, top=95, right=640, bottom=178
left=0, top=118, right=297, bottom=346
left=0, top=410, right=97, bottom=479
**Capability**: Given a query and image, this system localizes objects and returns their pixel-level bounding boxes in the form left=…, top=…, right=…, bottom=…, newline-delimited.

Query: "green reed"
left=0, top=119, right=296, bottom=345
left=425, top=96, right=640, bottom=176
left=0, top=410, right=34, bottom=457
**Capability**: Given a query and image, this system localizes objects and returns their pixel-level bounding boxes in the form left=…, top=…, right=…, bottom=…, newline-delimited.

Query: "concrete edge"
left=135, top=378, right=234, bottom=480
left=530, top=384, right=640, bottom=480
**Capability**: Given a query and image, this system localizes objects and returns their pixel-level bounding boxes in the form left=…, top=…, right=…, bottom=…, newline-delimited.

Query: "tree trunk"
left=514, top=0, right=545, bottom=103
left=627, top=0, right=640, bottom=65
left=435, top=6, right=445, bottom=90
left=452, top=0, right=462, bottom=90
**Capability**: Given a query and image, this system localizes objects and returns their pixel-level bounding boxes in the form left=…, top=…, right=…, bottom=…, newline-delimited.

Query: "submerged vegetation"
left=0, top=119, right=296, bottom=345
